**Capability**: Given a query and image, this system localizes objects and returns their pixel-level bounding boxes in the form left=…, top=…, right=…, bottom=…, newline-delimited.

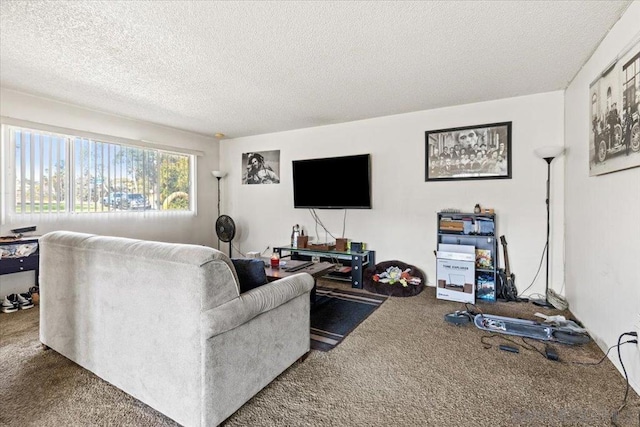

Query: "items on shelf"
left=350, top=242, right=364, bottom=252
left=437, top=211, right=498, bottom=302
left=476, top=273, right=496, bottom=301
left=0, top=237, right=40, bottom=289
left=0, top=242, right=38, bottom=258
left=439, top=216, right=495, bottom=235
left=475, top=249, right=493, bottom=269
left=439, top=219, right=464, bottom=232
left=273, top=245, right=375, bottom=289
left=308, top=243, right=336, bottom=251
left=335, top=238, right=348, bottom=252
left=290, top=224, right=301, bottom=248
left=296, top=234, right=309, bottom=248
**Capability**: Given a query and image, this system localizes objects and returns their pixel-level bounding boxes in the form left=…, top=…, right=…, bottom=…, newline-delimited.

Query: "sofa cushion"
left=232, top=258, right=268, bottom=293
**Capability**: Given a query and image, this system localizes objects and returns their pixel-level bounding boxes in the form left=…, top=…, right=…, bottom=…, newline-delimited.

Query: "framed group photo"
left=425, top=122, right=512, bottom=182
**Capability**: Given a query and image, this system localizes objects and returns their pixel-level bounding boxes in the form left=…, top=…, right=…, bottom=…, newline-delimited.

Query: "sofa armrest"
left=201, top=272, right=314, bottom=339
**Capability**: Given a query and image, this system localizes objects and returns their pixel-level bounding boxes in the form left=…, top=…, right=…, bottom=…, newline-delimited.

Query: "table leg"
left=311, top=279, right=317, bottom=304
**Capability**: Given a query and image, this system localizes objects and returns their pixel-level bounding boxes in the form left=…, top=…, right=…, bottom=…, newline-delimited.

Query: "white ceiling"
left=0, top=1, right=632, bottom=139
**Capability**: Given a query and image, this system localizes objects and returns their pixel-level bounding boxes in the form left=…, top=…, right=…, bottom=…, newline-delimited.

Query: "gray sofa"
left=39, top=231, right=314, bottom=426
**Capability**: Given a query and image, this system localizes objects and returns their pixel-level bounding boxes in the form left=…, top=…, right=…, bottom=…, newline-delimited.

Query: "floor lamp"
left=532, top=146, right=565, bottom=308
left=211, top=170, right=227, bottom=250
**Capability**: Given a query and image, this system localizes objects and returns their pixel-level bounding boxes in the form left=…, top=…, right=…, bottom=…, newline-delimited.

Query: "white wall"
left=0, top=89, right=220, bottom=294
left=564, top=2, right=640, bottom=393
left=220, top=91, right=565, bottom=297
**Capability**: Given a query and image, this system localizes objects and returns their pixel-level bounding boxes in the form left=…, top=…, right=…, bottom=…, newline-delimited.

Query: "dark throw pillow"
left=232, top=258, right=268, bottom=293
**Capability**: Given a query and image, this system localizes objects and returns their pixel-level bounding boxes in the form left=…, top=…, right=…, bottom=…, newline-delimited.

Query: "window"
left=6, top=125, right=194, bottom=215
left=622, top=51, right=639, bottom=112
left=14, top=129, right=67, bottom=213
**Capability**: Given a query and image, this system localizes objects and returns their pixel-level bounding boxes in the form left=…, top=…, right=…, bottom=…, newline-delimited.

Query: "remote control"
left=499, top=344, right=519, bottom=353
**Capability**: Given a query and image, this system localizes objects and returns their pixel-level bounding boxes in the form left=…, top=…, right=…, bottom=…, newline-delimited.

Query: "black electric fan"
left=215, top=215, right=236, bottom=257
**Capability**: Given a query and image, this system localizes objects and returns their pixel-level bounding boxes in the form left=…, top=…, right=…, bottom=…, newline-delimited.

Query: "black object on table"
left=284, top=261, right=314, bottom=272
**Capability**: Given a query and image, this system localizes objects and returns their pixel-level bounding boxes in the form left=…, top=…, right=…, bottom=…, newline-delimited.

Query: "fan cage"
left=216, top=215, right=236, bottom=243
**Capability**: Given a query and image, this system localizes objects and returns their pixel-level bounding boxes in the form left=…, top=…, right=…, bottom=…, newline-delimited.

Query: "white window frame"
left=1, top=119, right=201, bottom=221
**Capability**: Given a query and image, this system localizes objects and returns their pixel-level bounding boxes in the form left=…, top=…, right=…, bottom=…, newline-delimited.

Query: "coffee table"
left=264, top=259, right=335, bottom=303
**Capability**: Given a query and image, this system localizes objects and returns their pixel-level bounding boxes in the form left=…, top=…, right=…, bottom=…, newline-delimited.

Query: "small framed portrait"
left=425, top=122, right=512, bottom=182
left=242, top=150, right=281, bottom=184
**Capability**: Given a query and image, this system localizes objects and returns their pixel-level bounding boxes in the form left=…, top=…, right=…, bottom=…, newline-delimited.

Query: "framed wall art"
left=589, top=37, right=640, bottom=176
left=425, top=122, right=512, bottom=182
left=242, top=150, right=281, bottom=184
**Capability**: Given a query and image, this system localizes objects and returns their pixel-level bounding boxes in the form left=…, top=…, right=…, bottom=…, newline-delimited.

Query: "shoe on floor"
left=1, top=294, right=19, bottom=313
left=17, top=293, right=34, bottom=310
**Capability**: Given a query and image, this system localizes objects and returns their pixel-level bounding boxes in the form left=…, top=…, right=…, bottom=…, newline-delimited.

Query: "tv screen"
left=292, top=154, right=371, bottom=209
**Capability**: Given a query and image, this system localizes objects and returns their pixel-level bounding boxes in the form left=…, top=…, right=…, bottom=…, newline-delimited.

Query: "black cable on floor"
left=569, top=340, right=636, bottom=366
left=611, top=332, right=638, bottom=426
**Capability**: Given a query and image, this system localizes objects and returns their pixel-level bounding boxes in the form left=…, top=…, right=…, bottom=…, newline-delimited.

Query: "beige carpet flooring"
left=1, top=281, right=638, bottom=426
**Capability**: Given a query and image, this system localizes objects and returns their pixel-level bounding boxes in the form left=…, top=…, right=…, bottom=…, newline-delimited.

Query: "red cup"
left=270, top=254, right=280, bottom=268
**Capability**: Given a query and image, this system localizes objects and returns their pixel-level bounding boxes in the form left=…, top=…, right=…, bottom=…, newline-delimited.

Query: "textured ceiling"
left=0, top=1, right=632, bottom=139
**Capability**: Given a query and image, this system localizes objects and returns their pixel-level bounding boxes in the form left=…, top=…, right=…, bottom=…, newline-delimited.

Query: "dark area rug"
left=310, top=286, right=387, bottom=351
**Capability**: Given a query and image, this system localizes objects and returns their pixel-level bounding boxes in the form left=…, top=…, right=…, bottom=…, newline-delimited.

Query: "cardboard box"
left=308, top=243, right=335, bottom=251
left=335, top=238, right=348, bottom=252
left=296, top=235, right=309, bottom=248
left=436, top=244, right=476, bottom=304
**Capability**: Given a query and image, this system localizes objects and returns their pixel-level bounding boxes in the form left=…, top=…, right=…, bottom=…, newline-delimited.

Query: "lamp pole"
left=533, top=157, right=555, bottom=308
left=211, top=171, right=227, bottom=250
left=532, top=146, right=564, bottom=309
left=216, top=176, right=222, bottom=250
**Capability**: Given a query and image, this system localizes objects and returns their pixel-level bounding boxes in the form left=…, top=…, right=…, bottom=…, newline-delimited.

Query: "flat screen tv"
left=292, top=154, right=371, bottom=209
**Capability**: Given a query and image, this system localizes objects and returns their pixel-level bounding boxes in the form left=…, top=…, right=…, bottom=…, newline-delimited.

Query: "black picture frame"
left=425, top=122, right=512, bottom=182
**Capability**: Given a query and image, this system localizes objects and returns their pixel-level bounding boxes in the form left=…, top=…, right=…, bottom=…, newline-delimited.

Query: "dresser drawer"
left=0, top=255, right=39, bottom=274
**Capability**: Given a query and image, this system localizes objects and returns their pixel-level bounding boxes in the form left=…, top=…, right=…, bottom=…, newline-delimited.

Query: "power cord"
left=476, top=324, right=638, bottom=424
left=480, top=335, right=637, bottom=366
left=311, top=209, right=347, bottom=239
left=611, top=331, right=638, bottom=426
left=231, top=242, right=246, bottom=258
left=516, top=240, right=569, bottom=310
left=309, top=209, right=338, bottom=241
left=481, top=334, right=548, bottom=357
left=518, top=241, right=546, bottom=297
left=568, top=339, right=636, bottom=366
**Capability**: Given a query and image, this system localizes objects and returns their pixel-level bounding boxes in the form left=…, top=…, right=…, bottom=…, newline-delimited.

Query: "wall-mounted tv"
left=292, top=154, right=372, bottom=209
